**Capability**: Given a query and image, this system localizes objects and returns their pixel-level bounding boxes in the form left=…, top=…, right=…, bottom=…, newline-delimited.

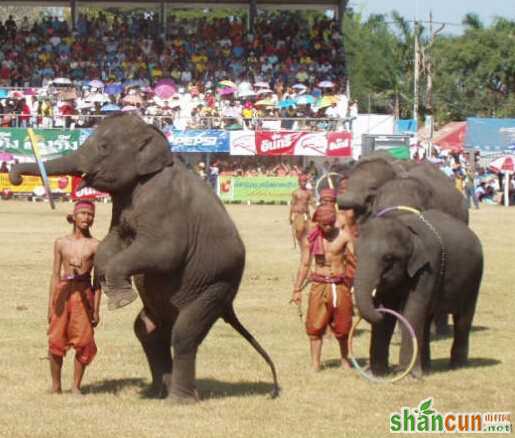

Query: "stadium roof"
left=0, top=0, right=343, bottom=6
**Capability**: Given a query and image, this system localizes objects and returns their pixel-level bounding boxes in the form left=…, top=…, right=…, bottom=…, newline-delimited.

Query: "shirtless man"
left=289, top=174, right=313, bottom=254
left=47, top=200, right=101, bottom=394
left=291, top=204, right=357, bottom=371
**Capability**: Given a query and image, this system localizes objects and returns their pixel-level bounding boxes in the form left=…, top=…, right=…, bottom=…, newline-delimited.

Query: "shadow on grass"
left=430, top=325, right=490, bottom=342
left=429, top=357, right=501, bottom=374
left=82, top=377, right=147, bottom=395
left=82, top=377, right=274, bottom=400
left=196, top=378, right=275, bottom=400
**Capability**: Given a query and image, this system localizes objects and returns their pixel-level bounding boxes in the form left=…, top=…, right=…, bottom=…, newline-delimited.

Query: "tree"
left=342, top=11, right=515, bottom=124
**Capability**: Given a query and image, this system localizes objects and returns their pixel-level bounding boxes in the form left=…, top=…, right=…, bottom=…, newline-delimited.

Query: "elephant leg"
left=432, top=312, right=451, bottom=337
left=450, top=283, right=479, bottom=368
left=134, top=310, right=173, bottom=397
left=94, top=227, right=126, bottom=285
left=398, top=303, right=429, bottom=379
left=421, top=315, right=432, bottom=373
left=369, top=311, right=397, bottom=376
left=168, top=282, right=231, bottom=403
left=104, top=239, right=181, bottom=310
left=450, top=312, right=472, bottom=368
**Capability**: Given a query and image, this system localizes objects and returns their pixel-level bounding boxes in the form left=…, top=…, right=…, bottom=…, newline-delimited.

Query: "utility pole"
left=413, top=20, right=420, bottom=125
left=426, top=11, right=445, bottom=157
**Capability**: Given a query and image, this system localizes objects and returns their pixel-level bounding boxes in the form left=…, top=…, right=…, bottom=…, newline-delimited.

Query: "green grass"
left=0, top=201, right=513, bottom=437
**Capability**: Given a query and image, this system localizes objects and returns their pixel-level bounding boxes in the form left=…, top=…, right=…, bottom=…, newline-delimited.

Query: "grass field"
left=0, top=201, right=513, bottom=437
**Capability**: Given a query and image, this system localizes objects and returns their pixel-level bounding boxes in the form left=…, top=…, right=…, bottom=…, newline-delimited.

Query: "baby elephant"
left=354, top=208, right=483, bottom=377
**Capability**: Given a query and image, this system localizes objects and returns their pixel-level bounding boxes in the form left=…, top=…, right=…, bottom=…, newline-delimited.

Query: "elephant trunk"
left=354, top=266, right=383, bottom=324
left=9, top=154, right=83, bottom=186
left=337, top=190, right=366, bottom=212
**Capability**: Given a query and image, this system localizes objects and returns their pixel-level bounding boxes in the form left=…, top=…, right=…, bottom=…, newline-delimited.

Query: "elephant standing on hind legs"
left=9, top=112, right=279, bottom=403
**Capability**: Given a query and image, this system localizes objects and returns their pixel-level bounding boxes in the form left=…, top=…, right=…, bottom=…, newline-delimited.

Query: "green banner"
left=218, top=176, right=298, bottom=203
left=0, top=128, right=81, bottom=160
left=386, top=146, right=410, bottom=160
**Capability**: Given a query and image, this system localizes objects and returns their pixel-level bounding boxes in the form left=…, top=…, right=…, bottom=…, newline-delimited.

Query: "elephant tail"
left=222, top=305, right=280, bottom=398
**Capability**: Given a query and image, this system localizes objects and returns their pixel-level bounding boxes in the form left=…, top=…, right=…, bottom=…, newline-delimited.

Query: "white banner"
left=229, top=131, right=256, bottom=155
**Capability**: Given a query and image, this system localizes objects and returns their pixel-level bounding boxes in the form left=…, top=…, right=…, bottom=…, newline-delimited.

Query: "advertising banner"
left=229, top=131, right=256, bottom=155
left=465, top=117, right=515, bottom=152
left=255, top=131, right=352, bottom=156
left=71, top=176, right=109, bottom=201
left=165, top=129, right=229, bottom=153
left=293, top=132, right=328, bottom=156
left=218, top=176, right=297, bottom=203
left=255, top=131, right=304, bottom=156
left=0, top=173, right=71, bottom=194
left=0, top=128, right=81, bottom=160
left=326, top=131, right=353, bottom=157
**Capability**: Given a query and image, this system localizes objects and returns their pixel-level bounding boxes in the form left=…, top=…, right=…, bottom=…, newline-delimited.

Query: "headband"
left=74, top=200, right=95, bottom=214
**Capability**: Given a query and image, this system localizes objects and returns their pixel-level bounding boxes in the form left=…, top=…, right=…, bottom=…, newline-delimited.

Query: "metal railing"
left=0, top=113, right=355, bottom=132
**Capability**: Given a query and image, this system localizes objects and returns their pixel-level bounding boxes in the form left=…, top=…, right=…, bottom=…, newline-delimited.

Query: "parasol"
left=489, top=155, right=515, bottom=207
left=318, top=80, right=335, bottom=88
left=89, top=79, right=105, bottom=89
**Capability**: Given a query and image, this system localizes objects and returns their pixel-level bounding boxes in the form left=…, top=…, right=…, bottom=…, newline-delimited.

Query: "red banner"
left=326, top=131, right=353, bottom=157
left=71, top=176, right=109, bottom=201
left=256, top=131, right=304, bottom=155
left=255, top=131, right=352, bottom=156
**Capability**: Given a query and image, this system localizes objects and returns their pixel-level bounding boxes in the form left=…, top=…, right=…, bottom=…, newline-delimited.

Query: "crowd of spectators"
left=434, top=150, right=514, bottom=207
left=0, top=11, right=355, bottom=131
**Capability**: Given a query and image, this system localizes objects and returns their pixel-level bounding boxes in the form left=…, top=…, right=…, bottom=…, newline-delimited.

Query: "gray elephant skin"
left=337, top=153, right=469, bottom=225
left=10, top=112, right=279, bottom=402
left=354, top=209, right=483, bottom=377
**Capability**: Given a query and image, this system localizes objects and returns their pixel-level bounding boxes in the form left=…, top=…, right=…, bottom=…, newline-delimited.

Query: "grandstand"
left=0, top=0, right=351, bottom=132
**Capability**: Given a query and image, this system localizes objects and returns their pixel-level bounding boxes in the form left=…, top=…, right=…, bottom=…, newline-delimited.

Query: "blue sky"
left=352, top=0, right=514, bottom=32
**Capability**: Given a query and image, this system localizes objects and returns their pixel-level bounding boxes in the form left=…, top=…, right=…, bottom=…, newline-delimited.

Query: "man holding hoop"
left=291, top=204, right=356, bottom=371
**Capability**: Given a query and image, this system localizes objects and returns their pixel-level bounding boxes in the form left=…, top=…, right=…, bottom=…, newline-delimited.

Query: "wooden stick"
left=27, top=128, right=55, bottom=210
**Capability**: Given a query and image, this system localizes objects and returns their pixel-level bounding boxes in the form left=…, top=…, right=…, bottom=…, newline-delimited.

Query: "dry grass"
left=0, top=201, right=513, bottom=438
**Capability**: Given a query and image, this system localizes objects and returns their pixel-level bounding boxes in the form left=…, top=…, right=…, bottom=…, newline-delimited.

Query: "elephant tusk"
left=372, top=288, right=377, bottom=298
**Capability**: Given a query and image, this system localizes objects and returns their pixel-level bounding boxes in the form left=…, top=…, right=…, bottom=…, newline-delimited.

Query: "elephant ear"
left=136, top=128, right=173, bottom=176
left=407, top=228, right=430, bottom=278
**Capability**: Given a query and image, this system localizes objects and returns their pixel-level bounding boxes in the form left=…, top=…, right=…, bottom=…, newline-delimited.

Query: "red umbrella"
left=489, top=155, right=515, bottom=173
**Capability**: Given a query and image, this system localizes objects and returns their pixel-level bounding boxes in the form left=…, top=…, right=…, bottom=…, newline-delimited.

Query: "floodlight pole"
left=337, top=0, right=349, bottom=32
left=160, top=1, right=167, bottom=38
left=70, top=0, right=77, bottom=31
left=249, top=0, right=257, bottom=32
left=413, top=20, right=419, bottom=124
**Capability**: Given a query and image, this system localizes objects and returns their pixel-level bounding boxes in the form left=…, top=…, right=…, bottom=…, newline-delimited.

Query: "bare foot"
left=71, top=387, right=83, bottom=396
left=312, top=364, right=321, bottom=373
left=48, top=387, right=62, bottom=394
left=340, top=358, right=353, bottom=369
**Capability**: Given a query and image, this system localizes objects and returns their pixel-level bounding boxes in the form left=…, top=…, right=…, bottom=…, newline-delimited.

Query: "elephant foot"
left=370, top=364, right=389, bottom=377
left=105, top=286, right=138, bottom=311
left=166, top=388, right=200, bottom=405
left=450, top=358, right=467, bottom=369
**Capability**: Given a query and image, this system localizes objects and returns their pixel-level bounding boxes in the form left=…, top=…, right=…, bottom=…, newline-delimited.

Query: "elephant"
left=353, top=209, right=483, bottom=377
left=338, top=153, right=469, bottom=336
left=337, top=153, right=469, bottom=225
left=10, top=112, right=279, bottom=402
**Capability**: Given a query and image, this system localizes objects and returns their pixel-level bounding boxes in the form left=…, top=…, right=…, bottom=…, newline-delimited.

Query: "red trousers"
left=48, top=279, right=97, bottom=365
left=305, top=281, right=353, bottom=340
